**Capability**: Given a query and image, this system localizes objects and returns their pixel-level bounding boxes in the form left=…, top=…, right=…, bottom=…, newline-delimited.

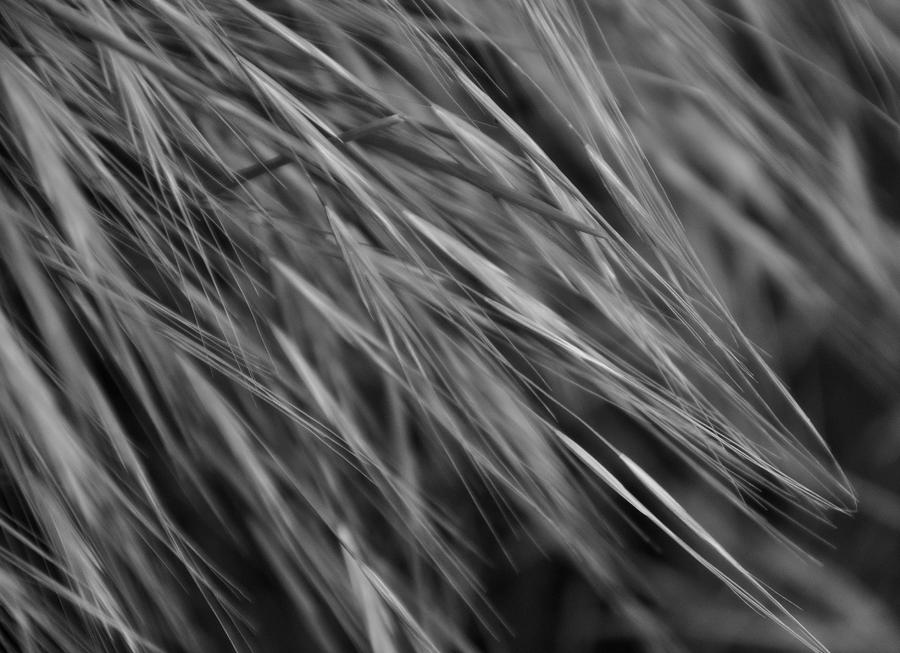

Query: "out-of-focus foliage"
left=0, top=1, right=897, bottom=652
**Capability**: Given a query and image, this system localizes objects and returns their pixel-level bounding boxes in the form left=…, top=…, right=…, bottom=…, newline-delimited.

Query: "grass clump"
left=0, top=1, right=898, bottom=652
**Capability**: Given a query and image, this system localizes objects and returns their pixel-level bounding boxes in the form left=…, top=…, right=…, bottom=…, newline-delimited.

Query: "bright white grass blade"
left=559, top=432, right=829, bottom=653
left=338, top=526, right=402, bottom=653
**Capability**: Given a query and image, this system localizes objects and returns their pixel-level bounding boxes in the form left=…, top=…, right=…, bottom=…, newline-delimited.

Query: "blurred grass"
left=0, top=0, right=898, bottom=652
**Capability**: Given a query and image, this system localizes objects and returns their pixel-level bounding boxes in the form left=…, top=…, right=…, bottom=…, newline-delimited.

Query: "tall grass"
left=0, top=1, right=897, bottom=651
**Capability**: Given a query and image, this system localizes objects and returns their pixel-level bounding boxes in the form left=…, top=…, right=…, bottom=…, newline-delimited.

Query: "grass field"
left=1, top=1, right=899, bottom=651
